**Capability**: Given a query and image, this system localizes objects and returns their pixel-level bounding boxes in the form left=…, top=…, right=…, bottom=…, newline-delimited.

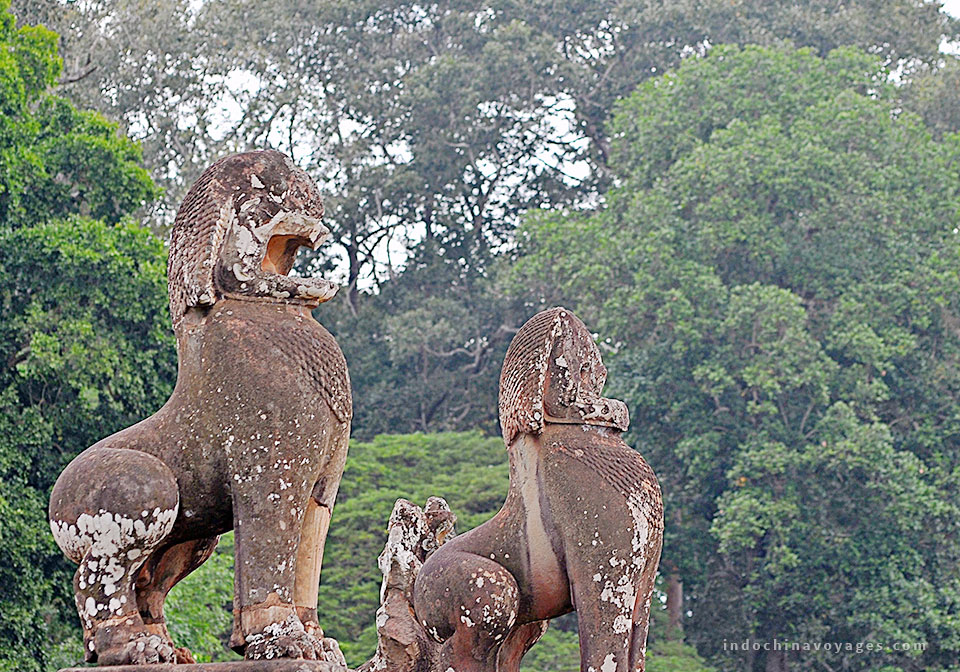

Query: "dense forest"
left=1, top=1, right=960, bottom=671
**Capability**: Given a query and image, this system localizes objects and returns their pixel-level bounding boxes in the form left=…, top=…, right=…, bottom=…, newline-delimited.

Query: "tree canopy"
left=0, top=2, right=155, bottom=228
left=14, top=0, right=960, bottom=279
left=510, top=43, right=960, bottom=671
left=13, top=0, right=960, bottom=442
left=0, top=2, right=171, bottom=669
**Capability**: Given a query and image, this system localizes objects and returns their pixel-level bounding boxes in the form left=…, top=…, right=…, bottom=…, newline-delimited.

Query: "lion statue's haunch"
left=366, top=308, right=663, bottom=672
left=48, top=150, right=351, bottom=666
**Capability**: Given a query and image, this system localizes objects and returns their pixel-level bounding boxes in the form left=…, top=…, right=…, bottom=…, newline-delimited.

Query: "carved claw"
left=302, top=620, right=347, bottom=666
left=319, top=637, right=347, bottom=666
left=97, top=632, right=176, bottom=666
left=173, top=646, right=197, bottom=664
left=245, top=614, right=343, bottom=662
left=295, top=276, right=339, bottom=302
left=246, top=633, right=318, bottom=661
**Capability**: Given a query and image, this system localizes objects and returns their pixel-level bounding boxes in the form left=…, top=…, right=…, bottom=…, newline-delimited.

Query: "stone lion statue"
left=408, top=307, right=664, bottom=672
left=48, top=150, right=351, bottom=666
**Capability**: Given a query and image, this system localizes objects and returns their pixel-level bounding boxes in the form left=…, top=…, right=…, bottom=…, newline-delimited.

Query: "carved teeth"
left=307, top=221, right=330, bottom=249
left=259, top=210, right=330, bottom=249
left=298, top=281, right=339, bottom=301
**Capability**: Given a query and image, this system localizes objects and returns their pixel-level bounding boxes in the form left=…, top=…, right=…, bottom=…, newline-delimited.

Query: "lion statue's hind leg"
left=413, top=550, right=521, bottom=672
left=49, top=446, right=180, bottom=664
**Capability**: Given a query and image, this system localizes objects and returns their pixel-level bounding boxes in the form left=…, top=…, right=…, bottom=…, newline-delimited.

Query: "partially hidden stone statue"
left=359, top=498, right=459, bottom=672
left=366, top=308, right=664, bottom=672
left=48, top=150, right=351, bottom=667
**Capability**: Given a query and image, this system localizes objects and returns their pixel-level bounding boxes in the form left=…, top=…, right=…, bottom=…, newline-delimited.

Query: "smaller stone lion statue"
left=365, top=308, right=664, bottom=672
left=48, top=150, right=351, bottom=666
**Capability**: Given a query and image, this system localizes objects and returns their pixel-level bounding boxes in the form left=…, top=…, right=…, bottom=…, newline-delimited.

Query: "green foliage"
left=647, top=640, right=715, bottom=672
left=166, top=533, right=240, bottom=663
left=521, top=628, right=581, bottom=672
left=646, top=606, right=716, bottom=672
left=17, top=0, right=958, bottom=287
left=0, top=4, right=169, bottom=670
left=0, top=216, right=175, bottom=484
left=902, top=54, right=960, bottom=140
left=18, top=0, right=960, bottom=444
left=0, top=1, right=156, bottom=229
left=608, top=46, right=888, bottom=191
left=0, top=216, right=174, bottom=671
left=510, top=44, right=960, bottom=671
left=328, top=260, right=528, bottom=438
left=0, top=479, right=59, bottom=671
left=1, top=1, right=958, bottom=670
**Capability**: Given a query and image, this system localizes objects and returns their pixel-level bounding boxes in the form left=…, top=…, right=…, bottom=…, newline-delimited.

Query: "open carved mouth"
left=260, top=212, right=329, bottom=276
left=262, top=234, right=313, bottom=275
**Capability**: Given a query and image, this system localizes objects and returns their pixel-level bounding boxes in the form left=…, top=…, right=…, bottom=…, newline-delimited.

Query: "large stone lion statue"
left=411, top=307, right=663, bottom=672
left=48, top=150, right=351, bottom=666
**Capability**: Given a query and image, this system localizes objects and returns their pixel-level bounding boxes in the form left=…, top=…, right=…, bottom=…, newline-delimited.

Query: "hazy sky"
left=946, top=0, right=960, bottom=18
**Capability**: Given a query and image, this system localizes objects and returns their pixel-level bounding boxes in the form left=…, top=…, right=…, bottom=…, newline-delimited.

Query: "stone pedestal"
left=60, top=662, right=346, bottom=672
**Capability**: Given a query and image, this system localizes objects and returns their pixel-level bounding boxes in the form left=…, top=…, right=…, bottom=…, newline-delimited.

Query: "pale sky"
left=943, top=0, right=960, bottom=54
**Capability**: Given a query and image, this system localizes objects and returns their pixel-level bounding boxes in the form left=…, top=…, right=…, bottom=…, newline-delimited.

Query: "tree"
left=0, top=2, right=155, bottom=229
left=14, top=0, right=959, bottom=289
left=15, top=0, right=960, bottom=440
left=902, top=54, right=960, bottom=140
left=509, top=44, right=960, bottom=671
left=0, top=3, right=170, bottom=670
left=0, top=217, right=174, bottom=672
left=329, top=252, right=528, bottom=438
left=11, top=0, right=220, bottom=226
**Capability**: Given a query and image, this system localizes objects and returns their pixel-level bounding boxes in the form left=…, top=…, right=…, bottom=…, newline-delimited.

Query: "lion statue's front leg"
left=49, top=150, right=351, bottom=666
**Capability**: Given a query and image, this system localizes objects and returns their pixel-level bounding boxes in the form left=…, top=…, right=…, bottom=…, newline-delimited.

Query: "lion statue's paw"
left=246, top=614, right=343, bottom=661
left=97, top=632, right=176, bottom=666
left=318, top=636, right=347, bottom=666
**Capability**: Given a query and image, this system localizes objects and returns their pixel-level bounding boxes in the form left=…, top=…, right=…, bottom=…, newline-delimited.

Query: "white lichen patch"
left=51, top=504, right=178, bottom=566
left=626, top=493, right=652, bottom=567
left=244, top=613, right=317, bottom=660
left=376, top=500, right=429, bottom=602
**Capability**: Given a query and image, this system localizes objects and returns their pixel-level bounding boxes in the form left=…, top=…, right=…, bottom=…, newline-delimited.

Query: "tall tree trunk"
left=664, top=505, right=684, bottom=640
left=665, top=570, right=684, bottom=639
left=347, top=241, right=360, bottom=316
left=765, top=648, right=787, bottom=672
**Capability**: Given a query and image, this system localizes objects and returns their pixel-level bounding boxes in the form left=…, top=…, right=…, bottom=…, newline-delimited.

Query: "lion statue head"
left=498, top=307, right=629, bottom=445
left=167, top=150, right=336, bottom=330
